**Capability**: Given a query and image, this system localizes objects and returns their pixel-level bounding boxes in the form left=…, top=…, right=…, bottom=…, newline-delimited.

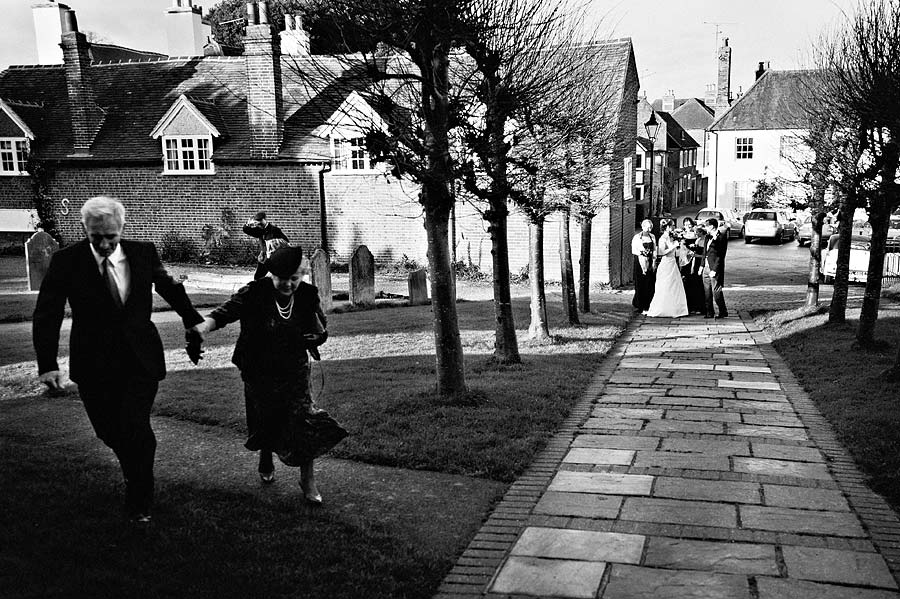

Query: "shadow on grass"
left=157, top=347, right=609, bottom=483
left=762, top=310, right=900, bottom=509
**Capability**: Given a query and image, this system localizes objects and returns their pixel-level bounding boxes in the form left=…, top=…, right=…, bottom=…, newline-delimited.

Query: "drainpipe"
left=318, top=162, right=331, bottom=252
left=711, top=130, right=719, bottom=209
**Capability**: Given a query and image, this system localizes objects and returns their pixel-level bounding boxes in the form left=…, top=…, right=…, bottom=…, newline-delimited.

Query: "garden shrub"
left=160, top=230, right=198, bottom=263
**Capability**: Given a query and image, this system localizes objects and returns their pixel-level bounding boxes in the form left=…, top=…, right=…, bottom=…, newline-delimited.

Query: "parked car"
left=822, top=235, right=900, bottom=284
left=695, top=209, right=744, bottom=238
left=744, top=209, right=797, bottom=244
left=796, top=214, right=836, bottom=247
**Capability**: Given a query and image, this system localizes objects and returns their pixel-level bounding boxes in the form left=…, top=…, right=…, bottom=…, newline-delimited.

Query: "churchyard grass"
left=755, top=300, right=900, bottom=509
left=1, top=283, right=632, bottom=599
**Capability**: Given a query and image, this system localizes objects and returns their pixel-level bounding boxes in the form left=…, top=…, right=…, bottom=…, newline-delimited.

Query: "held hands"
left=185, top=318, right=215, bottom=365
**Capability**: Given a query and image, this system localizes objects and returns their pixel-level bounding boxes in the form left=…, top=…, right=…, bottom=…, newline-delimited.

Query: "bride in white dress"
left=646, top=219, right=688, bottom=318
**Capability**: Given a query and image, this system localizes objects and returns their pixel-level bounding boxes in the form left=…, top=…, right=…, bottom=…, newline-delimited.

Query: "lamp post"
left=644, top=112, right=660, bottom=218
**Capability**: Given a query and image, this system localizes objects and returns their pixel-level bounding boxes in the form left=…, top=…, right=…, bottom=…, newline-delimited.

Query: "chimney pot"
left=63, top=9, right=78, bottom=33
left=246, top=3, right=258, bottom=25
left=285, top=14, right=294, bottom=30
left=259, top=1, right=269, bottom=24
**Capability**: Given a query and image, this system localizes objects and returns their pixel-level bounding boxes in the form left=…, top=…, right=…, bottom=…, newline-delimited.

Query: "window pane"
left=14, top=141, right=27, bottom=172
left=1, top=141, right=13, bottom=172
left=165, top=139, right=179, bottom=171
left=197, top=138, right=211, bottom=171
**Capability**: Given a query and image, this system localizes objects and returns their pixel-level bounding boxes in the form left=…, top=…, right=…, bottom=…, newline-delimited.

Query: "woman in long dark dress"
left=631, top=219, right=657, bottom=313
left=194, top=246, right=338, bottom=504
left=681, top=218, right=706, bottom=314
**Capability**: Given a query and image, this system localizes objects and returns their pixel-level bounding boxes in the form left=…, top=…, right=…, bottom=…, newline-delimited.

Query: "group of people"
left=631, top=217, right=729, bottom=319
left=33, top=197, right=338, bottom=524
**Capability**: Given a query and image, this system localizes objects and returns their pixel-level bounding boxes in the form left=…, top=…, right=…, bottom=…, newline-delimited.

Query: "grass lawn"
left=755, top=300, right=900, bottom=509
left=1, top=287, right=632, bottom=599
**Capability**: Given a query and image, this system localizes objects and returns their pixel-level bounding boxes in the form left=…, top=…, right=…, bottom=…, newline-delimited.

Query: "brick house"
left=1, top=2, right=637, bottom=285
left=635, top=98, right=701, bottom=220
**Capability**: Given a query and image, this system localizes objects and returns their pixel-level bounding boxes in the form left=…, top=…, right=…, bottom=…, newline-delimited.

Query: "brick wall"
left=0, top=163, right=323, bottom=253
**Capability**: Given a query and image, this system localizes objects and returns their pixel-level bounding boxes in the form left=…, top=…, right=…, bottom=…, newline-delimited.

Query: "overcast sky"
left=1, top=0, right=856, bottom=100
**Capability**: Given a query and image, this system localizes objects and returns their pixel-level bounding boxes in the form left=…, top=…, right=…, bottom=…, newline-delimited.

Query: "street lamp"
left=644, top=112, right=660, bottom=218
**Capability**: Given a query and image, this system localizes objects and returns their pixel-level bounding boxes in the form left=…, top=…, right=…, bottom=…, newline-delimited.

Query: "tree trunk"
left=423, top=203, right=467, bottom=396
left=578, top=214, right=592, bottom=313
left=856, top=207, right=890, bottom=346
left=805, top=210, right=825, bottom=308
left=528, top=219, right=551, bottom=341
left=559, top=206, right=580, bottom=325
left=829, top=199, right=856, bottom=323
left=487, top=204, right=521, bottom=363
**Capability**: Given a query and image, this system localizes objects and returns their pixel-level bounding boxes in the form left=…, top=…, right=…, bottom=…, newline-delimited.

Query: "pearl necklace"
left=275, top=295, right=294, bottom=320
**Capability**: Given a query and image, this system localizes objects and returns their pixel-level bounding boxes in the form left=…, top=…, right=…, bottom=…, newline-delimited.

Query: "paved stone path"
left=434, top=310, right=900, bottom=599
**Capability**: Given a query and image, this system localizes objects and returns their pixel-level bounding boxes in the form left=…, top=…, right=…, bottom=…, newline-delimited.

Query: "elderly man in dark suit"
left=33, top=196, right=204, bottom=523
left=701, top=218, right=729, bottom=319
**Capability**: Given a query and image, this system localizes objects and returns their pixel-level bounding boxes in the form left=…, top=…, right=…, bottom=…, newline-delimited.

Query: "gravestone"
left=407, top=268, right=429, bottom=305
left=25, top=231, right=58, bottom=292
left=350, top=245, right=375, bottom=307
left=309, top=248, right=332, bottom=313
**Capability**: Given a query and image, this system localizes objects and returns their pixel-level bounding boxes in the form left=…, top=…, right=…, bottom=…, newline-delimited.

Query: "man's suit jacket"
left=702, top=229, right=728, bottom=274
left=33, top=239, right=203, bottom=384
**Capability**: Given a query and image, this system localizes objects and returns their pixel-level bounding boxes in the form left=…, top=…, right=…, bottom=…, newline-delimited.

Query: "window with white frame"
left=162, top=136, right=213, bottom=174
left=635, top=152, right=643, bottom=169
left=733, top=180, right=753, bottom=212
left=0, top=138, right=28, bottom=175
left=331, top=137, right=372, bottom=171
left=736, top=137, right=754, bottom=160
left=623, top=156, right=633, bottom=199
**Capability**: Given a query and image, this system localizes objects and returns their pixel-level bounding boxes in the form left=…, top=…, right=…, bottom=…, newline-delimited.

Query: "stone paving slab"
left=733, top=457, right=832, bottom=480
left=620, top=497, right=738, bottom=528
left=782, top=546, right=899, bottom=588
left=509, top=527, right=644, bottom=563
left=756, top=577, right=900, bottom=599
left=643, top=538, right=779, bottom=575
left=563, top=448, right=635, bottom=465
left=548, top=472, right=653, bottom=495
left=751, top=443, right=824, bottom=462
left=740, top=506, right=867, bottom=537
left=651, top=477, right=761, bottom=504
left=602, top=564, right=750, bottom=599
left=660, top=438, right=750, bottom=455
left=633, top=451, right=730, bottom=471
left=490, top=556, right=606, bottom=598
left=763, top=484, right=850, bottom=511
left=571, top=435, right=660, bottom=450
left=534, top=491, right=623, bottom=518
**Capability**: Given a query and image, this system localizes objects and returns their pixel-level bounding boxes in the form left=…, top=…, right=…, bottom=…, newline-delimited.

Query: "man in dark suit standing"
left=33, top=196, right=204, bottom=523
left=701, top=218, right=729, bottom=319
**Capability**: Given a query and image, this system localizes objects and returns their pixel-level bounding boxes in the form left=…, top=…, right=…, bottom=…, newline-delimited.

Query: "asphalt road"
left=725, top=234, right=812, bottom=288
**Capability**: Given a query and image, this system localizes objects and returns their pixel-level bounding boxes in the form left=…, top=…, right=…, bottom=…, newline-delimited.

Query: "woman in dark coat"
left=194, top=246, right=334, bottom=504
left=680, top=217, right=706, bottom=314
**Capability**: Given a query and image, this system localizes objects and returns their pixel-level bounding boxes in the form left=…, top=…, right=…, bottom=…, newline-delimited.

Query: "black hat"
left=254, top=211, right=267, bottom=221
left=266, top=245, right=304, bottom=277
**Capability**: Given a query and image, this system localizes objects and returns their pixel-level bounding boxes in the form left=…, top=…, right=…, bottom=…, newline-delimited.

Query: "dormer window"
left=331, top=136, right=373, bottom=171
left=0, top=138, right=28, bottom=175
left=150, top=95, right=221, bottom=176
left=163, top=135, right=213, bottom=173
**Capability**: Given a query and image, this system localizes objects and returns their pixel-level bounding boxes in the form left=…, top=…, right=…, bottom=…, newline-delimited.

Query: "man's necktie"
left=102, top=258, right=124, bottom=309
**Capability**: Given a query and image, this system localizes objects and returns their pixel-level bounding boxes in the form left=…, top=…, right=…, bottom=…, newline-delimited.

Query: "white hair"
left=81, top=196, right=126, bottom=227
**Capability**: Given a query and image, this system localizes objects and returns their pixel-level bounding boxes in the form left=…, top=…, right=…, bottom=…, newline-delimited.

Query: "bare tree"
left=314, top=0, right=471, bottom=396
left=816, top=0, right=900, bottom=352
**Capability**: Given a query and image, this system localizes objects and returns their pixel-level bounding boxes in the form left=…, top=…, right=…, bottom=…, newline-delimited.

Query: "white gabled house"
left=707, top=68, right=816, bottom=212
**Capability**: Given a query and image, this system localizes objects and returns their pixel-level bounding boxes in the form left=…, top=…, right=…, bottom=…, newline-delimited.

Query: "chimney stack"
left=244, top=1, right=284, bottom=158
left=60, top=8, right=103, bottom=154
left=31, top=1, right=71, bottom=65
left=755, top=61, right=767, bottom=80
left=662, top=90, right=675, bottom=112
left=280, top=13, right=311, bottom=57
left=166, top=0, right=211, bottom=57
left=715, top=38, right=732, bottom=117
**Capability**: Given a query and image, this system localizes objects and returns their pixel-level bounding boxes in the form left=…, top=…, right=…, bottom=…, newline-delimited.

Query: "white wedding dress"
left=646, top=234, right=688, bottom=318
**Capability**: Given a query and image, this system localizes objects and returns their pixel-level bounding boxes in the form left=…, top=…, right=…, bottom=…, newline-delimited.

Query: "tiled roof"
left=88, top=43, right=166, bottom=63
left=0, top=54, right=371, bottom=163
left=657, top=112, right=699, bottom=149
left=670, top=99, right=714, bottom=131
left=710, top=69, right=816, bottom=131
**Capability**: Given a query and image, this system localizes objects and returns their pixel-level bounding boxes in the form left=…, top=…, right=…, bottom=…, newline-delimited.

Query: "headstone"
left=25, top=231, right=58, bottom=292
left=309, top=248, right=332, bottom=312
left=349, top=245, right=375, bottom=307
left=407, top=268, right=429, bottom=305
